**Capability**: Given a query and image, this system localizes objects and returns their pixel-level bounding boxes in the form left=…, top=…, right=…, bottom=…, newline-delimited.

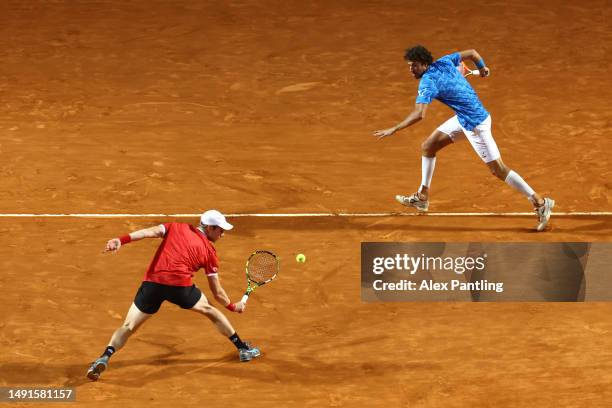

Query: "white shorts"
left=437, top=115, right=500, bottom=163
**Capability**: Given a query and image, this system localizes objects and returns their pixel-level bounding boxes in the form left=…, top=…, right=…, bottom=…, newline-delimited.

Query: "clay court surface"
left=1, top=0, right=611, bottom=406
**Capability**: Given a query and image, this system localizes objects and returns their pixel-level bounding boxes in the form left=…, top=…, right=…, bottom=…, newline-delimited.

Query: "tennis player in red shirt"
left=86, top=210, right=260, bottom=381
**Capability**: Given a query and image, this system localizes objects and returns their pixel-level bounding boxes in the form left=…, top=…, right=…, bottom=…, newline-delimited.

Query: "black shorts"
left=134, top=281, right=202, bottom=314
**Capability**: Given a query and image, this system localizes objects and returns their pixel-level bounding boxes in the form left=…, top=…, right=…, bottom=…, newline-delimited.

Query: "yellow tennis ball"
left=296, top=253, right=306, bottom=263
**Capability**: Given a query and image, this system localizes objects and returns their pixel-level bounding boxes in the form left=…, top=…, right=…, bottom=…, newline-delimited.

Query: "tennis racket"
left=240, top=250, right=280, bottom=304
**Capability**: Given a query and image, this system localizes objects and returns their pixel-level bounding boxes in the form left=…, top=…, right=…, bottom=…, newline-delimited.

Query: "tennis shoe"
left=396, top=193, right=429, bottom=212
left=535, top=197, right=555, bottom=231
left=239, top=343, right=261, bottom=362
left=86, top=356, right=109, bottom=381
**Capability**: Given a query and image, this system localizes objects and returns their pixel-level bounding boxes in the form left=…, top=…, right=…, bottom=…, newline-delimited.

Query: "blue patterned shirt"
left=415, top=53, right=489, bottom=131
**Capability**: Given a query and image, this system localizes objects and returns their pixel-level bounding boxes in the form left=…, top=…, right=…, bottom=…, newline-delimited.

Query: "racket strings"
left=247, top=253, right=278, bottom=283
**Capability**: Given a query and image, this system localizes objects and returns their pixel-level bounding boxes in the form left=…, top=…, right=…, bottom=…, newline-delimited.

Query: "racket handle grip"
left=241, top=294, right=249, bottom=304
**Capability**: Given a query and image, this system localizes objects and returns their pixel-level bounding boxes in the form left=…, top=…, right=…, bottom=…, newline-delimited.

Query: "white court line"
left=0, top=212, right=610, bottom=218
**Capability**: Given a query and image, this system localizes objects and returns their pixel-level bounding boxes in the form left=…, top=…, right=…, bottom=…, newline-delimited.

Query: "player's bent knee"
left=195, top=305, right=221, bottom=321
left=490, top=168, right=504, bottom=180
left=199, top=304, right=217, bottom=316
left=191, top=299, right=216, bottom=316
left=121, top=321, right=139, bottom=333
left=487, top=160, right=509, bottom=180
left=421, top=140, right=435, bottom=156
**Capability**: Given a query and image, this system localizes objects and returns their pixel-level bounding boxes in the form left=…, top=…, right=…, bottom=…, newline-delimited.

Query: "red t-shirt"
left=144, top=223, right=219, bottom=287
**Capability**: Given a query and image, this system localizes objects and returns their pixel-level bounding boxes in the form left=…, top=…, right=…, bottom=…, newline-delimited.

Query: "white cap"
left=200, top=209, right=233, bottom=230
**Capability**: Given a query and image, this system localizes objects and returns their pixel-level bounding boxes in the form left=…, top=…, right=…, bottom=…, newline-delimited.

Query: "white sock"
left=504, top=170, right=535, bottom=199
left=420, top=156, right=436, bottom=191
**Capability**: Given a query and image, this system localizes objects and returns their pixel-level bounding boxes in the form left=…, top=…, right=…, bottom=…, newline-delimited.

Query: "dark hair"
left=404, top=45, right=433, bottom=65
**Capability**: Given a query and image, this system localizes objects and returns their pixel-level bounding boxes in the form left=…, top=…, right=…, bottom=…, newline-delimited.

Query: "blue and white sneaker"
left=536, top=197, right=555, bottom=231
left=239, top=343, right=261, bottom=362
left=86, top=356, right=109, bottom=381
left=396, top=193, right=429, bottom=212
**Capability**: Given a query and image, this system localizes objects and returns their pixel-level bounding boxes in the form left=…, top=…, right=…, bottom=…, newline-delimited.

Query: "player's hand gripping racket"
left=241, top=250, right=280, bottom=304
left=460, top=61, right=489, bottom=78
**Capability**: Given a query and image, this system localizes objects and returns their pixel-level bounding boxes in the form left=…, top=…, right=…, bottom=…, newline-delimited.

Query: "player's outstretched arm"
left=458, top=49, right=490, bottom=77
left=373, top=103, right=428, bottom=140
left=207, top=274, right=245, bottom=313
left=104, top=225, right=165, bottom=253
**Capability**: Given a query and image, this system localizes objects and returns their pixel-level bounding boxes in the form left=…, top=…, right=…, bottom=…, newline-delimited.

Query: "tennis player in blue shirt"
left=373, top=45, right=554, bottom=231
